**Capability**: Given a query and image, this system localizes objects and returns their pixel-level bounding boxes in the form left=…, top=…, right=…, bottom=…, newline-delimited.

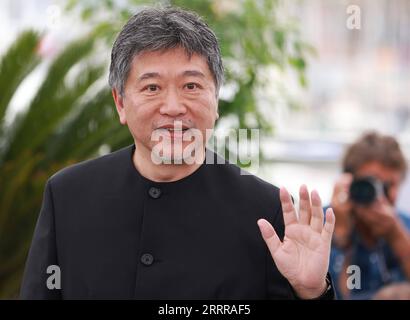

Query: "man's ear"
left=215, top=97, right=219, bottom=120
left=112, top=88, right=127, bottom=125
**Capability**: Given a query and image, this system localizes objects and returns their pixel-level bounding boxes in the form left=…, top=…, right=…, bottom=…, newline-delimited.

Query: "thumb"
left=257, top=219, right=282, bottom=256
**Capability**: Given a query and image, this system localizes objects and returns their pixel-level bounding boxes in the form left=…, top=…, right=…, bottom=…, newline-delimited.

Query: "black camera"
left=349, top=176, right=389, bottom=205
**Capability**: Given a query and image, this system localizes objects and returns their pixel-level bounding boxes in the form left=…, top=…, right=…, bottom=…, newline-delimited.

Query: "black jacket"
left=20, top=145, right=331, bottom=299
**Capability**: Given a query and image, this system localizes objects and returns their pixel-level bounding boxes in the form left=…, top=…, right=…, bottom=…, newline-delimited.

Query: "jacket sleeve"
left=20, top=180, right=61, bottom=299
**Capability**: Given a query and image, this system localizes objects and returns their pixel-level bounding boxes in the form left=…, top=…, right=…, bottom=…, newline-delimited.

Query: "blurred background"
left=1, top=0, right=410, bottom=298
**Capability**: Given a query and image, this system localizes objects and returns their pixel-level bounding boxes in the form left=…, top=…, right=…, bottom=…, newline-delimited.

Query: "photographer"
left=329, top=131, right=410, bottom=299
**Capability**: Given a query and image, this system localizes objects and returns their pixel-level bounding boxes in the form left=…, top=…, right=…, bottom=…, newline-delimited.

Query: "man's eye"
left=145, top=84, right=159, bottom=92
left=185, top=83, right=198, bottom=90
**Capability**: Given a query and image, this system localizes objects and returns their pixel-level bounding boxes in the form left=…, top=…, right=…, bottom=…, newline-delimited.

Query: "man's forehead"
left=357, top=161, right=403, bottom=181
left=130, top=47, right=212, bottom=77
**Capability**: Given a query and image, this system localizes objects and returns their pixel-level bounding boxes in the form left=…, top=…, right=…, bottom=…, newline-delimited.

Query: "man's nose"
left=159, top=88, right=187, bottom=116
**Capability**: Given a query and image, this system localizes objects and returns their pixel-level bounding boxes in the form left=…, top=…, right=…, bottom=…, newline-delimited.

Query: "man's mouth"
left=161, top=128, right=190, bottom=132
left=157, top=124, right=191, bottom=132
left=155, top=124, right=192, bottom=140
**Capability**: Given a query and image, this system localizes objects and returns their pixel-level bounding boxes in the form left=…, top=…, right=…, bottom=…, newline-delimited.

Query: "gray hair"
left=108, top=7, right=224, bottom=96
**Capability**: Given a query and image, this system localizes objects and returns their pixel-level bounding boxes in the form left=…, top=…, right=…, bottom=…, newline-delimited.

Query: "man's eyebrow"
left=138, top=70, right=206, bottom=81
left=138, top=72, right=160, bottom=81
left=181, top=70, right=206, bottom=78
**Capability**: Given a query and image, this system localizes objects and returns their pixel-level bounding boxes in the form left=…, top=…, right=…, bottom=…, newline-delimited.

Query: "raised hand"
left=257, top=185, right=335, bottom=299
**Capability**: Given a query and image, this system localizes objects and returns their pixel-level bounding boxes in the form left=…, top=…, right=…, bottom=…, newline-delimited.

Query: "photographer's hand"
left=355, top=196, right=410, bottom=280
left=355, top=196, right=398, bottom=238
left=330, top=173, right=354, bottom=249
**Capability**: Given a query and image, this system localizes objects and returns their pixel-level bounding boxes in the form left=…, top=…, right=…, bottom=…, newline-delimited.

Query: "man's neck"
left=132, top=144, right=205, bottom=182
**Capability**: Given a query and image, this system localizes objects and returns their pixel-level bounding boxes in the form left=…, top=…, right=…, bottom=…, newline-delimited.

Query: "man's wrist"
left=292, top=275, right=333, bottom=300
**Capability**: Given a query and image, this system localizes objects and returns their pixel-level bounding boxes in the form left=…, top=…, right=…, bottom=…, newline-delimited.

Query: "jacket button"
left=141, top=253, right=154, bottom=266
left=148, top=187, right=161, bottom=199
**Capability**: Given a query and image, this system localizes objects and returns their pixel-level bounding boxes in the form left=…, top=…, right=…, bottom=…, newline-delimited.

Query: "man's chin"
left=150, top=145, right=204, bottom=165
left=152, top=151, right=182, bottom=164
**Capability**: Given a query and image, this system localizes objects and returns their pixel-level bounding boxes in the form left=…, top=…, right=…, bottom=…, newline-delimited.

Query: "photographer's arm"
left=356, top=196, right=410, bottom=280
left=386, top=220, right=410, bottom=279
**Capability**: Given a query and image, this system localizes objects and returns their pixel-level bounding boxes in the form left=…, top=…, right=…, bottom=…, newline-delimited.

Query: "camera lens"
left=349, top=177, right=377, bottom=205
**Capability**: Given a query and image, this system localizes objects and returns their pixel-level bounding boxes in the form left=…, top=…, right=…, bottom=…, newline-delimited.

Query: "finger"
left=334, top=173, right=353, bottom=193
left=299, top=184, right=312, bottom=225
left=257, top=219, right=282, bottom=256
left=370, top=199, right=394, bottom=219
left=279, top=187, right=298, bottom=226
left=354, top=205, right=375, bottom=223
left=321, top=208, right=335, bottom=243
left=310, top=189, right=324, bottom=233
left=375, top=194, right=390, bottom=208
left=369, top=200, right=383, bottom=213
left=340, top=173, right=353, bottom=186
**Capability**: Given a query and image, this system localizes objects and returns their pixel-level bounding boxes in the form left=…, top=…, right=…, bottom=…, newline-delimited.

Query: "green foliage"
left=0, top=31, right=41, bottom=122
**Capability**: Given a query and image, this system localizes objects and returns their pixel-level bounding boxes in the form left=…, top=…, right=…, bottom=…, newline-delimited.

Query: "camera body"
left=349, top=176, right=389, bottom=205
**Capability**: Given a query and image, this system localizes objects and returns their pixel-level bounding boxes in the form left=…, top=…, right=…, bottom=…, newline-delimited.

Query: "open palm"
left=258, top=185, right=335, bottom=299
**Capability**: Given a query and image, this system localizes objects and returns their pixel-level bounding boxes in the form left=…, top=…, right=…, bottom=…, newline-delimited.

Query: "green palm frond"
left=0, top=31, right=112, bottom=299
left=0, top=30, right=41, bottom=125
left=45, top=88, right=128, bottom=162
left=1, top=36, right=98, bottom=163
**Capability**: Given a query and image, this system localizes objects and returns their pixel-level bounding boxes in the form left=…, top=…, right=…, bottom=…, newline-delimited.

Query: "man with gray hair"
left=21, top=7, right=335, bottom=300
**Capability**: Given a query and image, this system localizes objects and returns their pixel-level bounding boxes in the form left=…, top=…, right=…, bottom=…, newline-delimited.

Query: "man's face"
left=113, top=47, right=219, bottom=161
left=355, top=161, right=403, bottom=205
